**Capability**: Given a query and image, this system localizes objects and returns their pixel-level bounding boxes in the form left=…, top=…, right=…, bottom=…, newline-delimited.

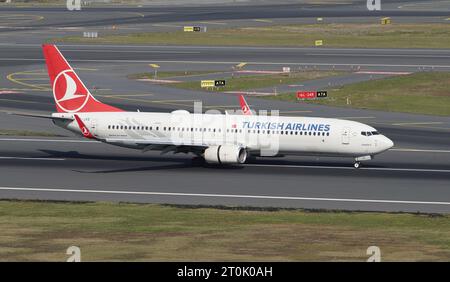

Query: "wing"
left=7, top=111, right=74, bottom=121
left=104, top=137, right=212, bottom=155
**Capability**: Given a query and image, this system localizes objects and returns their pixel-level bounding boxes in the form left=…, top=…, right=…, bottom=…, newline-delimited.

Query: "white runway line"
left=2, top=58, right=450, bottom=69
left=0, top=156, right=65, bottom=161
left=0, top=138, right=97, bottom=143
left=245, top=164, right=450, bottom=173
left=0, top=186, right=449, bottom=206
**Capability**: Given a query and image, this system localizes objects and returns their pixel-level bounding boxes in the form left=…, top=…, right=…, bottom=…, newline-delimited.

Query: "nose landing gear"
left=354, top=155, right=372, bottom=169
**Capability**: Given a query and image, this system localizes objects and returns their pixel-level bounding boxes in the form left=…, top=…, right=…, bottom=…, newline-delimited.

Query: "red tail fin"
left=239, top=95, right=252, bottom=115
left=74, top=114, right=95, bottom=139
left=42, top=44, right=123, bottom=113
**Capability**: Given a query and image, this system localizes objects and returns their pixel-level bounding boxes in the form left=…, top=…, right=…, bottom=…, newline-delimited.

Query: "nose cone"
left=380, top=136, right=394, bottom=152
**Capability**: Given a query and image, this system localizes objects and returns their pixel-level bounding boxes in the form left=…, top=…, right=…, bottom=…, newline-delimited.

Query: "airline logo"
left=74, top=114, right=95, bottom=139
left=53, top=70, right=89, bottom=112
left=239, top=95, right=252, bottom=116
left=242, top=121, right=331, bottom=132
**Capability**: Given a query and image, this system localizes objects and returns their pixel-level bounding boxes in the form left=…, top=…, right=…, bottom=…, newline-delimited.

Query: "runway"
left=0, top=1, right=449, bottom=213
left=1, top=136, right=450, bottom=213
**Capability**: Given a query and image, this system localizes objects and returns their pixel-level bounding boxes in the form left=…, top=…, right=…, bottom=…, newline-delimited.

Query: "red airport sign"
left=297, top=91, right=316, bottom=99
left=297, top=91, right=328, bottom=100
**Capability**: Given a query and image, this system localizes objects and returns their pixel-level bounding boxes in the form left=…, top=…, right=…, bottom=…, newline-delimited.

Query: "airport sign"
left=297, top=91, right=328, bottom=99
left=201, top=80, right=215, bottom=88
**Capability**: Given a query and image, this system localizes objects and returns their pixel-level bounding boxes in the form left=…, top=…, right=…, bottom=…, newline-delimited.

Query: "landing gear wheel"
left=354, top=161, right=361, bottom=169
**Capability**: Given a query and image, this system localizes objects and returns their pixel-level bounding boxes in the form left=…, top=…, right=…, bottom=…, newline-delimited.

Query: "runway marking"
left=99, top=93, right=154, bottom=98
left=253, top=19, right=273, bottom=23
left=0, top=98, right=52, bottom=105
left=2, top=58, right=450, bottom=69
left=245, top=164, right=450, bottom=173
left=337, top=116, right=375, bottom=119
left=0, top=157, right=64, bottom=161
left=0, top=186, right=449, bottom=206
left=152, top=24, right=182, bottom=28
left=199, top=21, right=227, bottom=25
left=279, top=110, right=313, bottom=114
left=390, top=148, right=450, bottom=153
left=63, top=49, right=200, bottom=54
left=392, top=122, right=443, bottom=126
left=307, top=53, right=450, bottom=59
left=0, top=138, right=97, bottom=143
left=355, top=71, right=411, bottom=75
left=6, top=72, right=50, bottom=91
left=102, top=96, right=197, bottom=108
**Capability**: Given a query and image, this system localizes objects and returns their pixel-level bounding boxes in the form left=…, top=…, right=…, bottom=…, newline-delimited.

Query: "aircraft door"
left=341, top=127, right=350, bottom=145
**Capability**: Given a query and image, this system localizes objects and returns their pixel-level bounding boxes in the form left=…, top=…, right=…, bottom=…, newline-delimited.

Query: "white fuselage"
left=52, top=111, right=394, bottom=160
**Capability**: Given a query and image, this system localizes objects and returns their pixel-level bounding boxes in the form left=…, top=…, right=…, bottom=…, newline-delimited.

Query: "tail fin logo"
left=53, top=70, right=89, bottom=112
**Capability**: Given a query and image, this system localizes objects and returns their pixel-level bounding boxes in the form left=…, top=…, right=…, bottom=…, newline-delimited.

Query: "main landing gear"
left=353, top=161, right=361, bottom=169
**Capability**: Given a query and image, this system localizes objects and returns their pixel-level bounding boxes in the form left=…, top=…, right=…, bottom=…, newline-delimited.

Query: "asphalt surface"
left=0, top=1, right=449, bottom=213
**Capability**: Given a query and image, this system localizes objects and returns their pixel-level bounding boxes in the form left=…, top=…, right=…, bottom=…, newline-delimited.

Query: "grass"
left=170, top=71, right=344, bottom=92
left=127, top=71, right=224, bottom=80
left=0, top=200, right=450, bottom=261
left=52, top=23, right=450, bottom=49
left=267, top=72, right=450, bottom=116
left=0, top=129, right=62, bottom=137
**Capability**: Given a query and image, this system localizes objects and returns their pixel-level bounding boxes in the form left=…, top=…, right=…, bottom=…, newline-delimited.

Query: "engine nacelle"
left=204, top=145, right=247, bottom=164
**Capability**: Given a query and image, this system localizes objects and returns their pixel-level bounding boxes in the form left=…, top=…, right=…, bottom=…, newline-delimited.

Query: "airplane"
left=18, top=44, right=394, bottom=168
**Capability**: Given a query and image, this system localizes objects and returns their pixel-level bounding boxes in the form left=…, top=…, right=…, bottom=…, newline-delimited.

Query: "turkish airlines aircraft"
left=25, top=44, right=394, bottom=168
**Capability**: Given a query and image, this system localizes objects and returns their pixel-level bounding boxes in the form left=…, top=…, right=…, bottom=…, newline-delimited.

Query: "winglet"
left=239, top=95, right=252, bottom=115
left=74, top=114, right=95, bottom=139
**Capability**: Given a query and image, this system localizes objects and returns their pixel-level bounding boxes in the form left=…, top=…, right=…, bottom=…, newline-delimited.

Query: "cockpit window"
left=361, top=131, right=380, bottom=136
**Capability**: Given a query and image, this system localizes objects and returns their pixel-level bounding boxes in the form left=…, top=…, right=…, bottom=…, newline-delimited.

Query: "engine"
left=204, top=145, right=247, bottom=164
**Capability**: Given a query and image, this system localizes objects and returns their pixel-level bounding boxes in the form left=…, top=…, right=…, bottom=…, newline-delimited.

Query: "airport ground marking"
left=152, top=24, right=183, bottom=28
left=245, top=164, right=450, bottom=174
left=199, top=21, right=227, bottom=25
left=0, top=186, right=450, bottom=206
left=0, top=138, right=97, bottom=143
left=0, top=156, right=65, bottom=161
left=252, top=19, right=273, bottom=23
left=392, top=122, right=444, bottom=126
left=0, top=98, right=53, bottom=105
left=2, top=58, right=450, bottom=70
left=390, top=148, right=450, bottom=153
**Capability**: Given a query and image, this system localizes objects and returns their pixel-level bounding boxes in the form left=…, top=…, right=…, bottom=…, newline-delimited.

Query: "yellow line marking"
left=14, top=78, right=49, bottom=81
left=152, top=24, right=182, bottom=28
left=74, top=68, right=98, bottom=71
left=7, top=72, right=50, bottom=91
left=337, top=116, right=376, bottom=119
left=0, top=88, right=50, bottom=92
left=98, top=96, right=196, bottom=108
left=0, top=98, right=52, bottom=105
left=253, top=19, right=273, bottom=23
left=199, top=21, right=227, bottom=25
left=279, top=110, right=313, bottom=113
left=100, top=94, right=154, bottom=98
left=204, top=105, right=240, bottom=109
